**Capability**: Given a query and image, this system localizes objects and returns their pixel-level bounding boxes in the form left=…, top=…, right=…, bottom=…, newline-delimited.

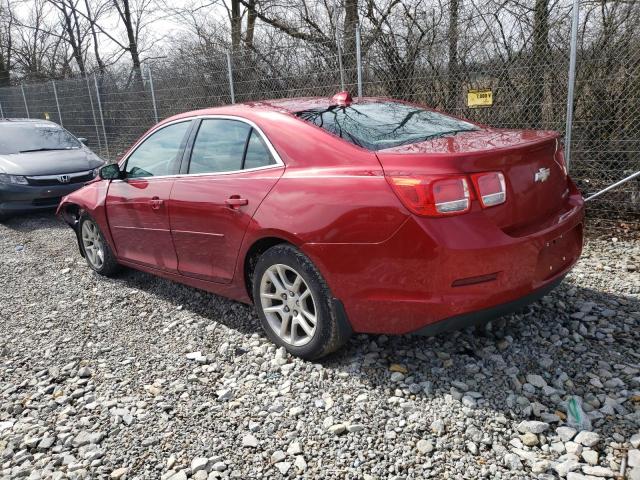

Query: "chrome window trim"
left=115, top=115, right=285, bottom=182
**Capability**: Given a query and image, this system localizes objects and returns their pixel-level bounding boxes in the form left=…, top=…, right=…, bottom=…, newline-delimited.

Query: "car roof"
left=0, top=118, right=61, bottom=126
left=158, top=95, right=394, bottom=125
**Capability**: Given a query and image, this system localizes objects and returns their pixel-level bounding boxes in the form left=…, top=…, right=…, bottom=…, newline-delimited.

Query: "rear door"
left=169, top=117, right=284, bottom=283
left=106, top=120, right=192, bottom=270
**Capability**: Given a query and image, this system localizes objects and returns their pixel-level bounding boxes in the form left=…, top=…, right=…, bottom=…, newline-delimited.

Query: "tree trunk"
left=528, top=0, right=550, bottom=127
left=59, top=1, right=86, bottom=75
left=118, top=0, right=142, bottom=82
left=84, top=0, right=105, bottom=74
left=0, top=54, right=9, bottom=87
left=447, top=0, right=459, bottom=112
left=343, top=0, right=358, bottom=86
left=231, top=0, right=242, bottom=51
left=245, top=0, right=256, bottom=49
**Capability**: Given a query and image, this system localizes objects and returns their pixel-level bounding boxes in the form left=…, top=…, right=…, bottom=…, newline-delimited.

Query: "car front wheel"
left=79, top=214, right=120, bottom=276
left=253, top=244, right=352, bottom=360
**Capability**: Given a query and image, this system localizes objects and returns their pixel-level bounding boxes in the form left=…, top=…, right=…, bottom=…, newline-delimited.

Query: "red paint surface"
left=58, top=97, right=584, bottom=335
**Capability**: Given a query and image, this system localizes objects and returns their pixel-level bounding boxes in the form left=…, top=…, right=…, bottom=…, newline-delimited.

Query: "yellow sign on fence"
left=467, top=89, right=493, bottom=108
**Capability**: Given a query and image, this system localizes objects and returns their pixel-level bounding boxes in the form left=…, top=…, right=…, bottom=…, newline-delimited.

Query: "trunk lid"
left=376, top=128, right=569, bottom=232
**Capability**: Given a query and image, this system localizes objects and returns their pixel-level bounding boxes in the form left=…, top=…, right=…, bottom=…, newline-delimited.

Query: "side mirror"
left=77, top=137, right=88, bottom=145
left=99, top=163, right=122, bottom=180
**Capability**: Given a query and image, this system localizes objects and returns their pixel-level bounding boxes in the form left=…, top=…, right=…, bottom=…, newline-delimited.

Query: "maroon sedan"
left=58, top=93, right=584, bottom=359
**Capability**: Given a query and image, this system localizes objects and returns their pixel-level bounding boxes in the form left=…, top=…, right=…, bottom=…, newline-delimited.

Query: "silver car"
left=0, top=119, right=105, bottom=221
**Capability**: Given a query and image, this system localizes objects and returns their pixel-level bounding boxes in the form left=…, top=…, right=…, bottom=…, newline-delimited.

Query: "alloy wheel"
left=81, top=220, right=105, bottom=270
left=259, top=264, right=318, bottom=347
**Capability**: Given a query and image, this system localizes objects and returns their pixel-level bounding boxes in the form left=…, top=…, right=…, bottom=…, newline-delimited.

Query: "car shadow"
left=114, top=267, right=260, bottom=335
left=12, top=214, right=636, bottom=440
left=115, top=265, right=639, bottom=439
left=321, top=282, right=640, bottom=439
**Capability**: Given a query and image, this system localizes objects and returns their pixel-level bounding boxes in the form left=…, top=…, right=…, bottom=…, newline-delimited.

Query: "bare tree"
left=111, top=0, right=142, bottom=72
left=47, top=0, right=88, bottom=74
left=0, top=0, right=14, bottom=86
left=11, top=0, right=67, bottom=80
left=83, top=0, right=106, bottom=73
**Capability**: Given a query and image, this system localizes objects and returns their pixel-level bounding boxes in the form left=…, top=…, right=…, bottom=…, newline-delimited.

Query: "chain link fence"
left=0, top=2, right=638, bottom=232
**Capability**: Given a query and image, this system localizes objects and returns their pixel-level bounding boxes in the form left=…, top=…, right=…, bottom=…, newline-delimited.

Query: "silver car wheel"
left=259, top=264, right=318, bottom=347
left=81, top=220, right=105, bottom=270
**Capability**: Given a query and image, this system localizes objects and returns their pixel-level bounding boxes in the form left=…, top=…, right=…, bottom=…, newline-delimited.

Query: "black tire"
left=0, top=213, right=9, bottom=223
left=79, top=213, right=120, bottom=277
left=252, top=244, right=352, bottom=360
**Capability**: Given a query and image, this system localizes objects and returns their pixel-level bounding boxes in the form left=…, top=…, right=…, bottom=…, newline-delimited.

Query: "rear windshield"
left=0, top=122, right=81, bottom=155
left=295, top=101, right=478, bottom=151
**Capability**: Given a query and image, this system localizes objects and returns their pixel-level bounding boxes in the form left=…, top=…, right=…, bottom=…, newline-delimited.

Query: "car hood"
left=0, top=148, right=105, bottom=176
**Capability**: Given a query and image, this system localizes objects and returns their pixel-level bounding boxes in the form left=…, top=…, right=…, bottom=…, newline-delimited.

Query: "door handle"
left=225, top=196, right=248, bottom=208
left=150, top=196, right=163, bottom=210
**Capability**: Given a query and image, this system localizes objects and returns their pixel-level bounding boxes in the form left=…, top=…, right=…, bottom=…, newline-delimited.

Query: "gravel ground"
left=1, top=213, right=639, bottom=480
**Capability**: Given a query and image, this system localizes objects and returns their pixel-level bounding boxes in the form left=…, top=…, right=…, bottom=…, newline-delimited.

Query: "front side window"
left=295, top=101, right=478, bottom=151
left=0, top=122, right=81, bottom=155
left=189, top=119, right=251, bottom=174
left=126, top=121, right=191, bottom=178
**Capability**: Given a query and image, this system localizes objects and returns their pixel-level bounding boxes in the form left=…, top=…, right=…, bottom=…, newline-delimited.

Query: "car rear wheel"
left=253, top=244, right=352, bottom=360
left=79, top=214, right=120, bottom=276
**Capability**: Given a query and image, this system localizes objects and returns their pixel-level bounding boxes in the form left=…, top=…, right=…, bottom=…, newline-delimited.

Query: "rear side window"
left=190, top=119, right=251, bottom=174
left=295, top=101, right=478, bottom=151
left=187, top=119, right=277, bottom=174
left=243, top=130, right=275, bottom=169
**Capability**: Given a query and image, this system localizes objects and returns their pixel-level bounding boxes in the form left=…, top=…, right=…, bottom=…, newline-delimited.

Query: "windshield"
left=295, top=101, right=479, bottom=151
left=0, top=122, right=81, bottom=155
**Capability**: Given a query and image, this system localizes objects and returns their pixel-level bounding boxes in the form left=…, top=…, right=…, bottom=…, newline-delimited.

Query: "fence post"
left=226, top=51, right=235, bottom=104
left=335, top=20, right=345, bottom=91
left=147, top=67, right=159, bottom=124
left=85, top=76, right=103, bottom=153
left=93, top=75, right=110, bottom=159
left=21, top=85, right=30, bottom=118
left=0, top=98, right=4, bottom=118
left=356, top=25, right=363, bottom=97
left=564, top=0, right=580, bottom=172
left=52, top=80, right=63, bottom=126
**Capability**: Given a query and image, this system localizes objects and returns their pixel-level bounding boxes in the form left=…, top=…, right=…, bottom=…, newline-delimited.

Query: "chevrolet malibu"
left=57, top=93, right=584, bottom=359
left=0, top=119, right=104, bottom=221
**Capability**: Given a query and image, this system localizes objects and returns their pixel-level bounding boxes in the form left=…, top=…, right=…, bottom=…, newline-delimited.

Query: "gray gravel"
left=1, top=213, right=639, bottom=480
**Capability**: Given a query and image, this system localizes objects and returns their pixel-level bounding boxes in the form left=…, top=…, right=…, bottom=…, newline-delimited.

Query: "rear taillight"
left=387, top=175, right=471, bottom=217
left=471, top=171, right=506, bottom=208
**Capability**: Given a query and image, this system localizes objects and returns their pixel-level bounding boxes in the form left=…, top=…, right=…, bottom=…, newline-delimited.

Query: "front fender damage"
left=56, top=180, right=111, bottom=258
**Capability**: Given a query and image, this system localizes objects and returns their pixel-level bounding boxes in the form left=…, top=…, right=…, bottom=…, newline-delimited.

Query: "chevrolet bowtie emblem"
left=534, top=167, right=550, bottom=183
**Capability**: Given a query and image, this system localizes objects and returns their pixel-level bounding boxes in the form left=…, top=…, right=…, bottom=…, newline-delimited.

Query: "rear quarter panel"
left=242, top=112, right=411, bottom=301
left=247, top=110, right=409, bottom=245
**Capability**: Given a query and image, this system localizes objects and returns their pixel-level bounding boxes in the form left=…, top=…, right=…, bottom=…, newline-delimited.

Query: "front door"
left=106, top=120, right=192, bottom=271
left=169, top=118, right=284, bottom=283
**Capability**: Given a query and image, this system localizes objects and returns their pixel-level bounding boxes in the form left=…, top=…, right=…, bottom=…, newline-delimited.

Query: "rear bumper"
left=0, top=183, right=84, bottom=216
left=412, top=274, right=565, bottom=336
left=303, top=186, right=584, bottom=335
